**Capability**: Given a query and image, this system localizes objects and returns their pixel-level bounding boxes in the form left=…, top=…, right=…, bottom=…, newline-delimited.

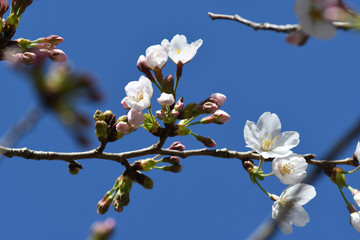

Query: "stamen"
left=176, top=48, right=182, bottom=54
left=132, top=90, right=144, bottom=102
left=262, top=134, right=278, bottom=151
left=279, top=196, right=295, bottom=208
left=278, top=162, right=295, bottom=176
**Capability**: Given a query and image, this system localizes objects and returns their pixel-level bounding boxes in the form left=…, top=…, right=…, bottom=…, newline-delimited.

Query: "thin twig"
left=208, top=12, right=356, bottom=33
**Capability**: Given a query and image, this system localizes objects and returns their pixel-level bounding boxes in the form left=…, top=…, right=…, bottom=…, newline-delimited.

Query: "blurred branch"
left=0, top=104, right=42, bottom=153
left=246, top=117, right=360, bottom=240
left=208, top=12, right=356, bottom=32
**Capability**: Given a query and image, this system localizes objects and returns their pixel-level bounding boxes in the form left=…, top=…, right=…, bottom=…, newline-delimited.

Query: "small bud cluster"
left=5, top=35, right=66, bottom=65
left=94, top=110, right=123, bottom=143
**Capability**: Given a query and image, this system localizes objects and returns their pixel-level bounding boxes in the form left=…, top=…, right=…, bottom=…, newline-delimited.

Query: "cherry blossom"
left=142, top=44, right=168, bottom=70
left=272, top=154, right=308, bottom=185
left=244, top=112, right=300, bottom=159
left=272, top=183, right=316, bottom=234
left=122, top=76, right=153, bottom=111
left=294, top=0, right=337, bottom=39
left=161, top=34, right=203, bottom=64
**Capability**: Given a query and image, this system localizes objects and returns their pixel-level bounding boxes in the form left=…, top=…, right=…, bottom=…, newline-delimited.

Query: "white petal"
left=288, top=204, right=310, bottom=227
left=351, top=212, right=360, bottom=232
left=284, top=183, right=316, bottom=205
left=257, top=112, right=281, bottom=137
left=277, top=131, right=300, bottom=149
left=277, top=218, right=293, bottom=235
left=244, top=120, right=261, bottom=151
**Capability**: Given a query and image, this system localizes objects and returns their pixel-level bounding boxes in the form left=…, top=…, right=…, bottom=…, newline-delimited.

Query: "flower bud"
left=167, top=142, right=185, bottom=151
left=161, top=156, right=181, bottom=165
left=103, top=110, right=114, bottom=121
left=175, top=125, right=191, bottom=136
left=352, top=189, right=360, bottom=207
left=351, top=211, right=360, bottom=232
left=157, top=92, right=175, bottom=106
left=200, top=110, right=230, bottom=124
left=209, top=93, right=226, bottom=107
left=134, top=172, right=153, bottom=189
left=145, top=44, right=168, bottom=70
left=93, top=110, right=105, bottom=121
left=192, top=133, right=216, bottom=147
left=90, top=218, right=115, bottom=240
left=162, top=164, right=182, bottom=173
left=0, top=0, right=9, bottom=18
left=133, top=159, right=158, bottom=171
left=112, top=197, right=123, bottom=213
left=325, top=166, right=346, bottom=188
left=137, top=55, right=156, bottom=82
left=174, top=98, right=184, bottom=111
left=95, top=120, right=108, bottom=142
left=34, top=35, right=64, bottom=46
left=162, top=75, right=174, bottom=93
left=116, top=121, right=131, bottom=135
left=156, top=110, right=166, bottom=120
left=286, top=31, right=309, bottom=46
left=128, top=108, right=144, bottom=129
left=68, top=161, right=82, bottom=175
left=97, top=196, right=113, bottom=215
left=197, top=102, right=218, bottom=114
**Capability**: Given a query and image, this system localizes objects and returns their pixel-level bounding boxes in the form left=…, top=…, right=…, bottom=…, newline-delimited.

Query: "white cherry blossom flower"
left=122, top=76, right=153, bottom=111
left=294, top=0, right=336, bottom=39
left=161, top=34, right=202, bottom=64
left=157, top=92, right=175, bottom=106
left=272, top=183, right=316, bottom=234
left=351, top=212, right=360, bottom=232
left=244, top=112, right=300, bottom=159
left=272, top=154, right=308, bottom=185
left=144, top=44, right=168, bottom=70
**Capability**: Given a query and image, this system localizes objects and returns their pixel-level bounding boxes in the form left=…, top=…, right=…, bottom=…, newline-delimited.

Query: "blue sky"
left=1, top=0, right=360, bottom=239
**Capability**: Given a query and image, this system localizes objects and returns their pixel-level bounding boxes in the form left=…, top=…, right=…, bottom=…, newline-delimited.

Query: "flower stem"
left=147, top=107, right=155, bottom=122
left=186, top=121, right=201, bottom=127
left=184, top=117, right=196, bottom=126
left=254, top=178, right=271, bottom=197
left=338, top=185, right=350, bottom=205
left=254, top=156, right=264, bottom=174
left=344, top=165, right=360, bottom=174
left=261, top=172, right=274, bottom=177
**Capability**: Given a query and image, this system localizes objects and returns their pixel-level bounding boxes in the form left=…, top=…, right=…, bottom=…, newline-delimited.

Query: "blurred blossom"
left=244, top=112, right=300, bottom=159
left=272, top=183, right=316, bottom=234
left=89, top=218, right=116, bottom=240
left=144, top=44, right=168, bottom=70
left=123, top=76, right=153, bottom=110
left=157, top=92, right=175, bottom=106
left=294, top=0, right=337, bottom=39
left=161, top=34, right=202, bottom=64
left=272, top=154, right=308, bottom=185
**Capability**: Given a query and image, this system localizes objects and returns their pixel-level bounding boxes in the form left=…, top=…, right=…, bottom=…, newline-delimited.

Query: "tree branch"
left=208, top=12, right=356, bottom=33
left=0, top=144, right=357, bottom=167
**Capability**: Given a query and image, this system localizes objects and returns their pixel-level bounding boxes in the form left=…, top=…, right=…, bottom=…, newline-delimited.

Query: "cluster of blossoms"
left=94, top=34, right=231, bottom=214
left=244, top=112, right=316, bottom=234
left=0, top=0, right=66, bottom=64
left=113, top=34, right=230, bottom=147
left=288, top=0, right=356, bottom=45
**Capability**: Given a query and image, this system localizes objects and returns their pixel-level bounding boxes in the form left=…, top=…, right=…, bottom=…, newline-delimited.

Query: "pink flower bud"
left=210, top=93, right=226, bottom=107
left=137, top=55, right=156, bottom=82
left=193, top=134, right=216, bottom=147
left=174, top=98, right=184, bottom=110
left=42, top=35, right=64, bottom=45
left=90, top=218, right=116, bottom=239
left=213, top=110, right=230, bottom=124
left=42, top=48, right=67, bottom=62
left=167, top=141, right=185, bottom=151
left=202, top=102, right=218, bottom=114
left=127, top=108, right=144, bottom=129
left=121, top=97, right=131, bottom=110
left=116, top=121, right=131, bottom=134
left=156, top=110, right=166, bottom=120
left=0, top=0, right=9, bottom=18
